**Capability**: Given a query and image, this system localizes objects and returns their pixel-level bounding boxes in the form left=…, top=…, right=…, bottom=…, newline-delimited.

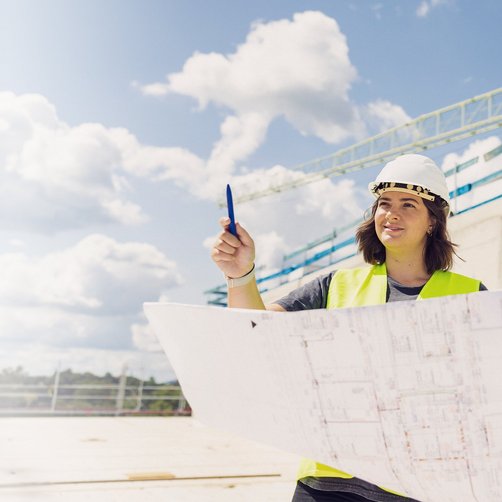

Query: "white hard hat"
left=368, top=154, right=450, bottom=211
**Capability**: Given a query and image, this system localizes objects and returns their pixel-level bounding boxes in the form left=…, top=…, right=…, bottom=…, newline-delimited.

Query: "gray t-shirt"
left=276, top=270, right=486, bottom=501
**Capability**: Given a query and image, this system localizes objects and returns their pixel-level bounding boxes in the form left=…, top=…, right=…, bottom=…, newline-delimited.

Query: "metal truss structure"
left=221, top=87, right=502, bottom=207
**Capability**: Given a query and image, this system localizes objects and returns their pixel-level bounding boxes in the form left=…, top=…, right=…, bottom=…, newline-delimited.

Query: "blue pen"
left=226, top=184, right=238, bottom=237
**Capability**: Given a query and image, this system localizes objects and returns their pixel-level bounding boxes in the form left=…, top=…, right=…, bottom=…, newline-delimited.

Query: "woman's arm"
left=227, top=278, right=286, bottom=311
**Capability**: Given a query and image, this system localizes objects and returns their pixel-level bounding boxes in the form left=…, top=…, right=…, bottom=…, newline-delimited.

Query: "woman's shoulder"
left=433, top=269, right=487, bottom=291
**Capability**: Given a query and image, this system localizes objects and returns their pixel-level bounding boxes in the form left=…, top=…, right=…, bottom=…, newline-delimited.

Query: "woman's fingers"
left=235, top=222, right=253, bottom=246
left=211, top=248, right=231, bottom=262
left=214, top=237, right=237, bottom=255
left=218, top=218, right=253, bottom=246
left=218, top=216, right=232, bottom=229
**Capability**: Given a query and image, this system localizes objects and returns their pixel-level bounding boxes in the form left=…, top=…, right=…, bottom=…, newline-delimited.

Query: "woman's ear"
left=427, top=215, right=436, bottom=235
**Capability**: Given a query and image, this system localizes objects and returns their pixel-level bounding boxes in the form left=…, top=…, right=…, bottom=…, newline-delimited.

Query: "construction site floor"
left=1, top=416, right=301, bottom=501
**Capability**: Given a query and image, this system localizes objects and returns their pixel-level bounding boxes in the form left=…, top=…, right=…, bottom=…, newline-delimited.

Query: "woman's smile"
left=383, top=224, right=404, bottom=233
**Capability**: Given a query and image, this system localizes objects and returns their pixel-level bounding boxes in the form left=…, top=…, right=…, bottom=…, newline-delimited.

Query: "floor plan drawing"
left=144, top=290, right=502, bottom=502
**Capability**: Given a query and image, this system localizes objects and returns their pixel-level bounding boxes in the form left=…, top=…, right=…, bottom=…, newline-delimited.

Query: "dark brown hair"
left=355, top=198, right=459, bottom=274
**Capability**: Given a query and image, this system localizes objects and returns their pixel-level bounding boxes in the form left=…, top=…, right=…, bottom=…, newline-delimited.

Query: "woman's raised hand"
left=211, top=217, right=255, bottom=279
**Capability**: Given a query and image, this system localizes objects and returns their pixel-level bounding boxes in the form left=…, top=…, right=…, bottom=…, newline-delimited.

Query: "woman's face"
left=374, top=191, right=433, bottom=254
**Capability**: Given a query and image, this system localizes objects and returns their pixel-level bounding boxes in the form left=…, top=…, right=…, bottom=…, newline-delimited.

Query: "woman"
left=211, top=154, right=486, bottom=502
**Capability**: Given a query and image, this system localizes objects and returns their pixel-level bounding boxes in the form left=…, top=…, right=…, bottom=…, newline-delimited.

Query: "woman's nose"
left=386, top=209, right=399, bottom=220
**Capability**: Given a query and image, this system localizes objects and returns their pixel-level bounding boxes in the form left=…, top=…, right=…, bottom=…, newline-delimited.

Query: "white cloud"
left=416, top=1, right=430, bottom=17
left=0, top=233, right=182, bottom=379
left=2, top=11, right=411, bottom=228
left=204, top=112, right=270, bottom=190
left=364, top=100, right=411, bottom=133
left=136, top=11, right=410, bottom=200
left=0, top=92, right=207, bottom=230
left=254, top=231, right=291, bottom=271
left=416, top=0, right=450, bottom=18
left=0, top=233, right=181, bottom=316
left=143, top=10, right=365, bottom=146
left=7, top=238, right=25, bottom=248
left=142, top=11, right=359, bottom=111
left=296, top=178, right=364, bottom=220
left=109, top=127, right=205, bottom=189
left=372, top=3, right=384, bottom=20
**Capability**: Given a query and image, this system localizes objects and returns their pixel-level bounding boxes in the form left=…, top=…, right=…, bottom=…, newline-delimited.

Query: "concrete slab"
left=0, top=417, right=301, bottom=501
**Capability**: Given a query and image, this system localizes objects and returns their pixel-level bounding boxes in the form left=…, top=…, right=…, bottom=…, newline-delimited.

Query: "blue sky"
left=0, top=0, right=500, bottom=381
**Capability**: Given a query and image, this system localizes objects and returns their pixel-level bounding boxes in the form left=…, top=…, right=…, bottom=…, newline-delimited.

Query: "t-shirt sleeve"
left=273, top=272, right=335, bottom=311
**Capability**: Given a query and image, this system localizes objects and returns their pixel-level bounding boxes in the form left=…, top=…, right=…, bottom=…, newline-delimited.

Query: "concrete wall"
left=262, top=196, right=502, bottom=303
left=448, top=197, right=502, bottom=290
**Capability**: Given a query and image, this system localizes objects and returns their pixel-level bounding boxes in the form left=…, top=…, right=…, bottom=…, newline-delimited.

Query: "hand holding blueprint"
left=144, top=291, right=502, bottom=502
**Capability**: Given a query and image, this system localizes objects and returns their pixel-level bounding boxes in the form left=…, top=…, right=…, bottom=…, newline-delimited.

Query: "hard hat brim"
left=368, top=181, right=450, bottom=215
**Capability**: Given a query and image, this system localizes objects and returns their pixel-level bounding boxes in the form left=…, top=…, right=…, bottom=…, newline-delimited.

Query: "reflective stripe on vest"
left=297, top=263, right=481, bottom=496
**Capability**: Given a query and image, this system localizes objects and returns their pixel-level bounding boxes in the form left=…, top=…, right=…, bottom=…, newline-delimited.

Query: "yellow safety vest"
left=297, top=263, right=481, bottom=496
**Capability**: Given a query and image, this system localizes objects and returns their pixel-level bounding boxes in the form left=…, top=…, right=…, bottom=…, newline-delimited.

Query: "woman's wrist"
left=226, top=264, right=256, bottom=288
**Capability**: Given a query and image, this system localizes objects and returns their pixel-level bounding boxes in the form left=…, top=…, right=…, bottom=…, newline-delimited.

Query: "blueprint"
left=144, top=290, right=502, bottom=502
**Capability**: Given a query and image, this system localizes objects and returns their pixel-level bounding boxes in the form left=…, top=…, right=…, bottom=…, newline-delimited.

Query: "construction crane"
left=220, top=87, right=502, bottom=207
